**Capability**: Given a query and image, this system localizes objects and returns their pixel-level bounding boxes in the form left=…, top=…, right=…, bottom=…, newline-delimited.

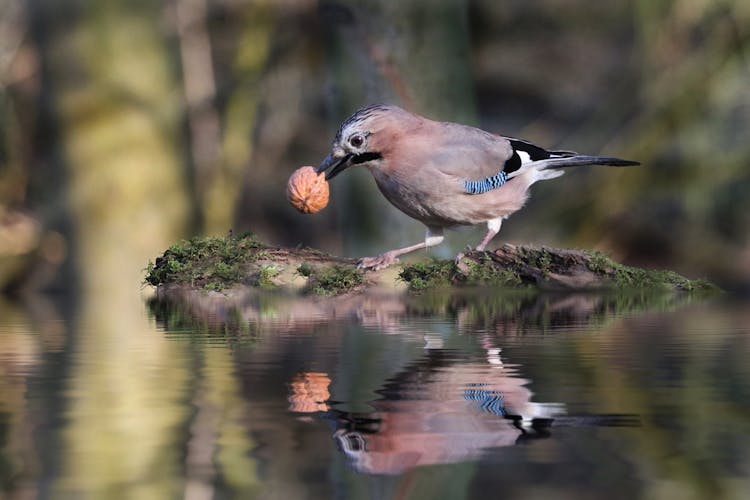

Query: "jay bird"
left=317, top=104, right=639, bottom=270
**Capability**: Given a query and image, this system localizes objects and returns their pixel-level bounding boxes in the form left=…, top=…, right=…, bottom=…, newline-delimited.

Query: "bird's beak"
left=316, top=153, right=353, bottom=180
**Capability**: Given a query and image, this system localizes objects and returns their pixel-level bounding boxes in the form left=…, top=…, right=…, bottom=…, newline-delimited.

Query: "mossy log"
left=144, top=234, right=716, bottom=296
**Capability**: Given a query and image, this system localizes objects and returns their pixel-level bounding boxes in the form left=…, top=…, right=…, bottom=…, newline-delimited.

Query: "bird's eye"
left=349, top=134, right=364, bottom=149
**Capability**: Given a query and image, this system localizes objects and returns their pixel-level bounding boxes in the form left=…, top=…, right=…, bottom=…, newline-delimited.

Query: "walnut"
left=286, top=166, right=330, bottom=214
left=288, top=372, right=331, bottom=413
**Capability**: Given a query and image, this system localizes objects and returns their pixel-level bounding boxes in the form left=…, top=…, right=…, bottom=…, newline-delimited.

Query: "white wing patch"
left=517, top=150, right=532, bottom=164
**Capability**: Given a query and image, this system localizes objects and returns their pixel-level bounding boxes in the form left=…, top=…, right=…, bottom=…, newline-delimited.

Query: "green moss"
left=145, top=236, right=717, bottom=295
left=463, top=254, right=525, bottom=287
left=144, top=233, right=266, bottom=291
left=296, top=262, right=315, bottom=278
left=516, top=247, right=557, bottom=278
left=398, top=249, right=715, bottom=293
left=256, top=265, right=280, bottom=288
left=399, top=255, right=527, bottom=291
left=583, top=250, right=717, bottom=292
left=586, top=250, right=612, bottom=273
left=534, top=249, right=552, bottom=275
left=399, top=259, right=456, bottom=291
left=297, top=263, right=364, bottom=296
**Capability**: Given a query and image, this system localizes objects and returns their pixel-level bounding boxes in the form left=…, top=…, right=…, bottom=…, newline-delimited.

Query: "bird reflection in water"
left=150, top=289, right=645, bottom=475
left=288, top=347, right=565, bottom=475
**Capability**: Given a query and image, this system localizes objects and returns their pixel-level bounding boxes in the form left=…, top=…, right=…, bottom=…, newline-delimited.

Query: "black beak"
left=316, top=153, right=353, bottom=180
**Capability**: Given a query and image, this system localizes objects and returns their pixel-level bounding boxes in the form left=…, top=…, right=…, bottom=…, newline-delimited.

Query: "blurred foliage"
left=1, top=0, right=749, bottom=297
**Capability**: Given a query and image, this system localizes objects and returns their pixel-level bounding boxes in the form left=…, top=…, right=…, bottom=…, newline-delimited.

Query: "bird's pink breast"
left=370, top=165, right=533, bottom=228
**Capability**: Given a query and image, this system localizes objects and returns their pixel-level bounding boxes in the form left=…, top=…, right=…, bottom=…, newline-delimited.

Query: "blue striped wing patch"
left=464, top=170, right=508, bottom=194
left=464, top=387, right=507, bottom=416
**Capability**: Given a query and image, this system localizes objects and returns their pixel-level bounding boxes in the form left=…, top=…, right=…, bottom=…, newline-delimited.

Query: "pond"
left=1, top=289, right=748, bottom=499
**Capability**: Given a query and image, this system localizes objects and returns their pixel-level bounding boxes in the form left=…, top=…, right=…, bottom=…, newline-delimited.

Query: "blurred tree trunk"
left=27, top=1, right=195, bottom=497
left=321, top=0, right=478, bottom=256
left=173, top=0, right=221, bottom=232
left=232, top=1, right=339, bottom=247
left=205, top=0, right=274, bottom=235
left=30, top=1, right=193, bottom=290
left=234, top=0, right=477, bottom=257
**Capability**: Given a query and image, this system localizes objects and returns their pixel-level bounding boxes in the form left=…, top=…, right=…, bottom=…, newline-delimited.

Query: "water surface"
left=1, top=290, right=748, bottom=499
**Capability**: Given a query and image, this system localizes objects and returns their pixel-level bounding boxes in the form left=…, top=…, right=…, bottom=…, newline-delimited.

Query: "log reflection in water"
left=149, top=286, right=693, bottom=336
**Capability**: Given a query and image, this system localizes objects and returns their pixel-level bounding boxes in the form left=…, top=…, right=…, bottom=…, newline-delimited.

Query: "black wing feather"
left=504, top=139, right=572, bottom=173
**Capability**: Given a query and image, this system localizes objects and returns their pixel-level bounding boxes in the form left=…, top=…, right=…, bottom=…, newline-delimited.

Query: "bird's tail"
left=544, top=154, right=640, bottom=168
left=507, top=154, right=639, bottom=182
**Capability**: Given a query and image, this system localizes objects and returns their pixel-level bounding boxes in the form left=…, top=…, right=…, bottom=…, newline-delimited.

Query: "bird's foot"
left=454, top=245, right=485, bottom=265
left=464, top=245, right=489, bottom=254
left=358, top=252, right=400, bottom=271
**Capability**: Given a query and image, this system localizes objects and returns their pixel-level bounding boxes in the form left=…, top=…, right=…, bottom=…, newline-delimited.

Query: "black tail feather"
left=550, top=155, right=640, bottom=168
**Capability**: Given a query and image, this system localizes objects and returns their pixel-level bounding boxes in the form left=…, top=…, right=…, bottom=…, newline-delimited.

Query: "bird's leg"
left=358, top=243, right=425, bottom=271
left=358, top=227, right=444, bottom=271
left=457, top=218, right=503, bottom=265
left=474, top=218, right=503, bottom=252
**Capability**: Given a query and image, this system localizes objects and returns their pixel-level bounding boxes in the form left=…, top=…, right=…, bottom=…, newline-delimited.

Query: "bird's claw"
left=358, top=252, right=400, bottom=271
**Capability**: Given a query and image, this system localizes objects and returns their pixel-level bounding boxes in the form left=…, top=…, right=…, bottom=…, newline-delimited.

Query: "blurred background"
left=0, top=1, right=749, bottom=498
left=1, top=0, right=749, bottom=297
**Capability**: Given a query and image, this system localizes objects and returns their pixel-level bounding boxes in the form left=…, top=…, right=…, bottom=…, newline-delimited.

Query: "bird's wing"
left=497, top=137, right=576, bottom=175
left=418, top=123, right=572, bottom=192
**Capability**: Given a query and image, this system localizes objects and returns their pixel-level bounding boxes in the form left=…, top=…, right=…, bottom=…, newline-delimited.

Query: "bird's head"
left=317, top=104, right=406, bottom=180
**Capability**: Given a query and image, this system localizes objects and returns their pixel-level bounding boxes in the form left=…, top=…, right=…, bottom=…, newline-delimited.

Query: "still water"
left=1, top=289, right=749, bottom=499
